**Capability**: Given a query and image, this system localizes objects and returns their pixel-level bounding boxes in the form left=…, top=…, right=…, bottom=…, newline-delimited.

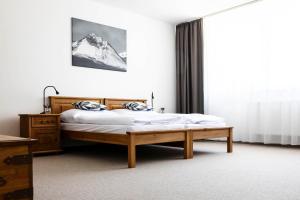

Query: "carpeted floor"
left=33, top=141, right=300, bottom=200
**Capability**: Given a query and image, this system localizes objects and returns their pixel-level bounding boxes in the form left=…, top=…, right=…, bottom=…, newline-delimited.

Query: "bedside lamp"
left=41, top=86, right=60, bottom=114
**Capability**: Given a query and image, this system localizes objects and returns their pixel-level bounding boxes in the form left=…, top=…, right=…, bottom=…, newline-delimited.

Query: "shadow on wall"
left=0, top=117, right=19, bottom=136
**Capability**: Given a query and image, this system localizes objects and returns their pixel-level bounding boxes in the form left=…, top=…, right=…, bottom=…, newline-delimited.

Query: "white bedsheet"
left=61, top=123, right=186, bottom=134
left=61, top=122, right=227, bottom=134
left=111, top=110, right=184, bottom=125
left=112, top=109, right=225, bottom=125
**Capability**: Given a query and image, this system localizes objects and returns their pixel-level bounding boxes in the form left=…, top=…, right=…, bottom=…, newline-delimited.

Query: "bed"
left=49, top=96, right=233, bottom=168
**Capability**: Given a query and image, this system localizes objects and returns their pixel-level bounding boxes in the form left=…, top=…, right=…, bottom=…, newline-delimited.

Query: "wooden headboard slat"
left=49, top=96, right=147, bottom=113
left=104, top=98, right=147, bottom=110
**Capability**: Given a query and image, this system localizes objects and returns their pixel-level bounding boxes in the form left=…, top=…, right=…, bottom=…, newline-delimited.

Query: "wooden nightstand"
left=19, top=114, right=62, bottom=154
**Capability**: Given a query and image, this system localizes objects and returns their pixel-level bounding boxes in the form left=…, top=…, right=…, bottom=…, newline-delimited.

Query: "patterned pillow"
left=123, top=102, right=148, bottom=111
left=72, top=101, right=107, bottom=111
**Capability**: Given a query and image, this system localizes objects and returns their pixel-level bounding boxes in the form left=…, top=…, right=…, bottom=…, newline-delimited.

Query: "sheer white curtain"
left=203, top=0, right=300, bottom=145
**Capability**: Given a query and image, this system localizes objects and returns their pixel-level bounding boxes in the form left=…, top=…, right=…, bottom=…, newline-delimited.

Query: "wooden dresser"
left=0, top=135, right=36, bottom=200
left=19, top=114, right=62, bottom=154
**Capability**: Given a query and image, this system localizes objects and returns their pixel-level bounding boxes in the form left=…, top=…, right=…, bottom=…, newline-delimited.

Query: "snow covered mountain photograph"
left=72, top=18, right=127, bottom=72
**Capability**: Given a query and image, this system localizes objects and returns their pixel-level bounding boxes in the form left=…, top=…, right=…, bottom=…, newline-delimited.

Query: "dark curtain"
left=176, top=19, right=204, bottom=114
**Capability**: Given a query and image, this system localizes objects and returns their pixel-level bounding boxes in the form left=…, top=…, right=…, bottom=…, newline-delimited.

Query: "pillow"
left=72, top=101, right=106, bottom=111
left=122, top=102, right=148, bottom=111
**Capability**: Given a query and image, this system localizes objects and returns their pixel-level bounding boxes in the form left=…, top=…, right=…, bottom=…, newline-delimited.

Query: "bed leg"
left=184, top=131, right=193, bottom=159
left=128, top=135, right=136, bottom=168
left=227, top=128, right=233, bottom=153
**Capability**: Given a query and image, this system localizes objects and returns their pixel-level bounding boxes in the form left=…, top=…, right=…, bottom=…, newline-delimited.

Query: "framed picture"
left=72, top=18, right=127, bottom=72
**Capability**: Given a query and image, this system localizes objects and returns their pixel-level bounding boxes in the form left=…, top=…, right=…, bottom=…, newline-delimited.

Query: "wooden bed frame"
left=49, top=96, right=233, bottom=168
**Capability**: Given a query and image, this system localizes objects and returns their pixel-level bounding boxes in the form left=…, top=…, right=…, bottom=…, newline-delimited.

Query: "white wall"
left=0, top=0, right=176, bottom=136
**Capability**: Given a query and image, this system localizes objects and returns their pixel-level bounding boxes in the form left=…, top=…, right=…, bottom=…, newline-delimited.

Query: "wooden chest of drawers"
left=0, top=135, right=36, bottom=200
left=19, top=114, right=62, bottom=154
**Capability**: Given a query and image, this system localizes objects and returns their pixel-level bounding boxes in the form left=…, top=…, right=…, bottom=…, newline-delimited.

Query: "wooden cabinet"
left=19, top=114, right=62, bottom=154
left=0, top=135, right=36, bottom=200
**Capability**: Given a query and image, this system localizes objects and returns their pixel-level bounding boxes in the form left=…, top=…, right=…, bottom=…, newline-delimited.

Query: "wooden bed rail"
left=62, top=127, right=233, bottom=168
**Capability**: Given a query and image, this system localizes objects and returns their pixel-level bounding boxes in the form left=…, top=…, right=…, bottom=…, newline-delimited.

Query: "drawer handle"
left=3, top=154, right=32, bottom=165
left=0, top=177, right=7, bottom=187
left=40, top=120, right=52, bottom=124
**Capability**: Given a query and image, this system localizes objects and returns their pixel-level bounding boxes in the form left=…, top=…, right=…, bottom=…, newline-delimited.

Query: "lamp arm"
left=43, top=86, right=49, bottom=109
left=42, top=86, right=59, bottom=113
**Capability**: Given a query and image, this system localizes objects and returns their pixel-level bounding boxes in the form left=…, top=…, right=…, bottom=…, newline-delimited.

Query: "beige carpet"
left=33, top=141, right=300, bottom=200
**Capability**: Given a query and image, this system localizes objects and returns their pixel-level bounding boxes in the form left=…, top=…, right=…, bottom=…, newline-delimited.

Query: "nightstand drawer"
left=31, top=128, right=59, bottom=152
left=31, top=116, right=58, bottom=127
left=31, top=128, right=59, bottom=144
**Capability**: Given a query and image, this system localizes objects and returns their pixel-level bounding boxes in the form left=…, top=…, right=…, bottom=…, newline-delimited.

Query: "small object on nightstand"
left=0, top=135, right=36, bottom=199
left=160, top=107, right=165, bottom=113
left=19, top=114, right=62, bottom=154
left=41, top=86, right=60, bottom=114
left=151, top=92, right=154, bottom=111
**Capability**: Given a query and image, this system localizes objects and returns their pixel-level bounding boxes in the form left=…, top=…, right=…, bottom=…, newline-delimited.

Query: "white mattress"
left=61, top=122, right=226, bottom=134
left=61, top=109, right=225, bottom=126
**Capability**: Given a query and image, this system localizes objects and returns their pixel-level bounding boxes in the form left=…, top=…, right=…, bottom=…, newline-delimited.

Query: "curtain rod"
left=183, top=0, right=262, bottom=23
left=203, top=0, right=262, bottom=18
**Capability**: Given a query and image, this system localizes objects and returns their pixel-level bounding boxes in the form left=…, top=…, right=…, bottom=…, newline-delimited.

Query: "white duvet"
left=112, top=109, right=225, bottom=125
left=111, top=109, right=183, bottom=125
left=61, top=109, right=225, bottom=126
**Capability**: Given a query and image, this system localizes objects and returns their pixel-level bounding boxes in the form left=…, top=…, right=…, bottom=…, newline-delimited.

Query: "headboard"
left=49, top=96, right=104, bottom=114
left=104, top=98, right=147, bottom=110
left=49, top=96, right=147, bottom=113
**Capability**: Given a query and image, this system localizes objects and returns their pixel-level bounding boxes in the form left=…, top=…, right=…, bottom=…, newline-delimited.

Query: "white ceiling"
left=92, top=0, right=254, bottom=24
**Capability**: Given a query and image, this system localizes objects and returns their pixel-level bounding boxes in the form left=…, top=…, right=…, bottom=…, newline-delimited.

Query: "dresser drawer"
left=0, top=146, right=30, bottom=169
left=31, top=116, right=58, bottom=127
left=0, top=146, right=32, bottom=198
left=0, top=135, right=35, bottom=200
left=0, top=166, right=30, bottom=194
